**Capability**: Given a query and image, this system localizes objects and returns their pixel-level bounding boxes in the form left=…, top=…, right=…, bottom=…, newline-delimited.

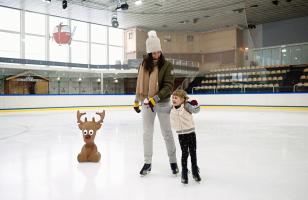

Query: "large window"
left=109, top=27, right=124, bottom=46
left=25, top=12, right=45, bottom=35
left=109, top=46, right=124, bottom=65
left=91, top=44, right=107, bottom=65
left=0, top=7, right=20, bottom=32
left=25, top=35, right=45, bottom=60
left=0, top=7, right=125, bottom=65
left=49, top=16, right=69, bottom=62
left=91, top=24, right=107, bottom=44
left=50, top=42, right=69, bottom=62
left=71, top=41, right=88, bottom=64
left=0, top=32, right=20, bottom=58
left=71, top=20, right=88, bottom=41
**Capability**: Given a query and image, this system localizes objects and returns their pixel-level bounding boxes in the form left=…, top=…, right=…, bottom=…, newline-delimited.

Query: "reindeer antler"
left=77, top=110, right=87, bottom=124
left=95, top=110, right=105, bottom=124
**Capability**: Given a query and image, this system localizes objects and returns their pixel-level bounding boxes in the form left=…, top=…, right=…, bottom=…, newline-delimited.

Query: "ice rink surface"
left=1, top=107, right=308, bottom=200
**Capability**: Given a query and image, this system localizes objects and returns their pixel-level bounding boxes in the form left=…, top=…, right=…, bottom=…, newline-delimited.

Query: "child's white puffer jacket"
left=170, top=103, right=199, bottom=134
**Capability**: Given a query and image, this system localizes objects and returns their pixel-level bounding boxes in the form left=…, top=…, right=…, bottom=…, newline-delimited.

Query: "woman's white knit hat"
left=146, top=30, right=162, bottom=53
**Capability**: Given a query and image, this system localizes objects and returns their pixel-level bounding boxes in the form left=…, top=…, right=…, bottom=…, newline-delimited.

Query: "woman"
left=134, top=30, right=179, bottom=176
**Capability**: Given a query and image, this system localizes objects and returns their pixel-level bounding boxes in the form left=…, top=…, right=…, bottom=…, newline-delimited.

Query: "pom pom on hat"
left=146, top=30, right=162, bottom=53
left=148, top=30, right=158, bottom=38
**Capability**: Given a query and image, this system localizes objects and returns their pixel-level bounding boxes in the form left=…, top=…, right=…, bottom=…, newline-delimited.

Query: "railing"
left=192, top=84, right=279, bottom=94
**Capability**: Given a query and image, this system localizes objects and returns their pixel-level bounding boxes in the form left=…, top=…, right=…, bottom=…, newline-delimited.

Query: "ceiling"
left=0, top=0, right=308, bottom=31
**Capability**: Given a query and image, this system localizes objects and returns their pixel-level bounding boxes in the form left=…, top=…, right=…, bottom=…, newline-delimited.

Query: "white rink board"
left=0, top=93, right=308, bottom=109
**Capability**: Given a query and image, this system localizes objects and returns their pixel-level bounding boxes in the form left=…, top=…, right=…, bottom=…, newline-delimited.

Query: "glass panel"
left=49, top=41, right=68, bottom=62
left=108, top=27, right=124, bottom=46
left=109, top=46, right=123, bottom=65
left=71, top=20, right=88, bottom=41
left=281, top=47, right=290, bottom=65
left=25, top=12, right=45, bottom=35
left=91, top=43, right=107, bottom=65
left=0, top=7, right=20, bottom=31
left=262, top=49, right=271, bottom=66
left=290, top=46, right=301, bottom=65
left=25, top=35, right=45, bottom=60
left=301, top=44, right=308, bottom=64
left=0, top=32, right=20, bottom=58
left=91, top=24, right=107, bottom=44
left=271, top=48, right=281, bottom=65
left=71, top=41, right=88, bottom=64
left=253, top=50, right=262, bottom=66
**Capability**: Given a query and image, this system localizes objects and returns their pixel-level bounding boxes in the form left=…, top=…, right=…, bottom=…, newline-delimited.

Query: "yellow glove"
left=133, top=102, right=141, bottom=113
left=148, top=97, right=156, bottom=112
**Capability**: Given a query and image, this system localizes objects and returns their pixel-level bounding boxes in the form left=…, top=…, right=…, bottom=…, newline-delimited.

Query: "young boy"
left=170, top=89, right=201, bottom=184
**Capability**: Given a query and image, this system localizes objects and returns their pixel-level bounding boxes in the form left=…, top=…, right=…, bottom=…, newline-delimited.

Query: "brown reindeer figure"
left=77, top=110, right=105, bottom=162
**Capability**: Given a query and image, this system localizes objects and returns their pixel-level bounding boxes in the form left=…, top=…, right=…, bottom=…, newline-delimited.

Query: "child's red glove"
left=188, top=99, right=198, bottom=106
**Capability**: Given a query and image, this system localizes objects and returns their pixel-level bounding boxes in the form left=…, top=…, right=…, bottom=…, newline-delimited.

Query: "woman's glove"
left=133, top=102, right=141, bottom=113
left=148, top=97, right=156, bottom=112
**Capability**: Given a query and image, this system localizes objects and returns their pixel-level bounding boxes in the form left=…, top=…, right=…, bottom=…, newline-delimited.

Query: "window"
left=25, top=35, right=45, bottom=60
left=25, top=12, right=45, bottom=35
left=49, top=16, right=68, bottom=36
left=49, top=16, right=69, bottom=62
left=109, top=46, right=123, bottom=65
left=49, top=41, right=68, bottom=62
left=71, top=20, right=88, bottom=41
left=108, top=27, right=124, bottom=46
left=91, top=24, right=107, bottom=44
left=91, top=44, right=107, bottom=65
left=71, top=41, right=88, bottom=64
left=0, top=32, right=20, bottom=58
left=0, top=7, right=20, bottom=32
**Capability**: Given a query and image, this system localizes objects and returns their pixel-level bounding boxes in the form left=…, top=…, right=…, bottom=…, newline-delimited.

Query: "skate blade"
left=140, top=171, right=151, bottom=177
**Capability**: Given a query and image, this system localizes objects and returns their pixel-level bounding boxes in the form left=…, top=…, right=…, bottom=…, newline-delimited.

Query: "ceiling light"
left=272, top=0, right=279, bottom=6
left=111, top=13, right=119, bottom=28
left=44, top=0, right=51, bottom=3
left=135, top=0, right=142, bottom=6
left=116, top=1, right=129, bottom=10
left=62, top=0, right=68, bottom=9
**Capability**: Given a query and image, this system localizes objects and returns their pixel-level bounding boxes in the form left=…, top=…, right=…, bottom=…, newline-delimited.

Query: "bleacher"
left=191, top=64, right=308, bottom=94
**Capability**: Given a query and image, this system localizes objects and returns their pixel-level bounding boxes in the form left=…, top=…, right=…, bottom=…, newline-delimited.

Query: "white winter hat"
left=146, top=30, right=162, bottom=54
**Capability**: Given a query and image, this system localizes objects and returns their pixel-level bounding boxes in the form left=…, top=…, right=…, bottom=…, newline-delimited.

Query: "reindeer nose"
left=85, top=135, right=91, bottom=139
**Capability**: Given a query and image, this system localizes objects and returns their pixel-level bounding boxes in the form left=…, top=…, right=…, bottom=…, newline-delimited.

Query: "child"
left=170, top=89, right=201, bottom=184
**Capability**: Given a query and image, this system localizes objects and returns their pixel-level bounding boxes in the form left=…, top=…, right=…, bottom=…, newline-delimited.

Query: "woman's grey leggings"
left=142, top=101, right=177, bottom=164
